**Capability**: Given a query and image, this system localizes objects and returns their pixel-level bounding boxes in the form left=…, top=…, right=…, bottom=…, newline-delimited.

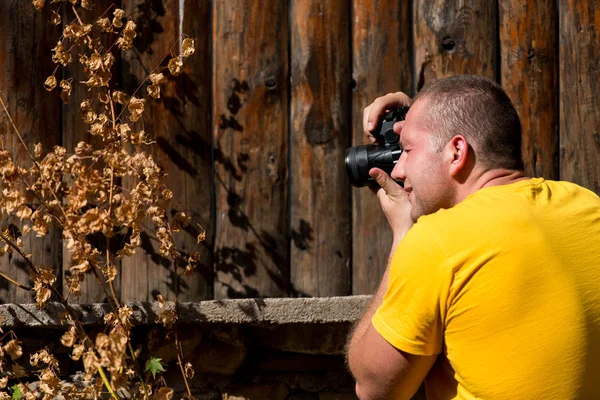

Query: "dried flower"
left=60, top=79, right=72, bottom=103
left=154, top=388, right=174, bottom=400
left=112, top=90, right=127, bottom=104
left=181, top=38, right=195, bottom=58
left=34, top=143, right=43, bottom=158
left=128, top=97, right=145, bottom=122
left=44, top=75, right=57, bottom=91
left=168, top=57, right=183, bottom=76
left=185, top=362, right=195, bottom=378
left=50, top=10, right=61, bottom=25
left=61, top=329, right=76, bottom=348
left=113, top=8, right=124, bottom=28
left=3, top=340, right=22, bottom=360
left=32, top=0, right=45, bottom=11
left=197, top=224, right=206, bottom=243
left=51, top=41, right=72, bottom=66
left=97, top=17, right=112, bottom=32
left=116, top=20, right=137, bottom=50
left=147, top=85, right=160, bottom=99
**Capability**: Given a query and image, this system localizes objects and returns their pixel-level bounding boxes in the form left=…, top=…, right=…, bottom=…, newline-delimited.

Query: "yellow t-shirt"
left=372, top=178, right=600, bottom=399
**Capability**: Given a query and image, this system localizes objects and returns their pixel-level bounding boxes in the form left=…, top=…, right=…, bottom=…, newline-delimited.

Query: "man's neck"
left=456, top=168, right=528, bottom=203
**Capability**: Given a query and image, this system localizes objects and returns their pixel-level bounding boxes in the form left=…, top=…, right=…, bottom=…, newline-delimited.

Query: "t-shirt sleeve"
left=372, top=222, right=452, bottom=356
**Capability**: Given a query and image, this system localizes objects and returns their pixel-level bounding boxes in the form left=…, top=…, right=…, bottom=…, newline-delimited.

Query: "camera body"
left=345, top=106, right=409, bottom=187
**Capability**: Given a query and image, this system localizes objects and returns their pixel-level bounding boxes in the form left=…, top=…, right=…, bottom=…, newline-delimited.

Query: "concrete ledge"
left=0, top=295, right=371, bottom=328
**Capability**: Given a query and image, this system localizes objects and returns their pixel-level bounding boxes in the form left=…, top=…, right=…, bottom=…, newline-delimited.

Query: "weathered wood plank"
left=499, top=0, right=558, bottom=179
left=61, top=1, right=122, bottom=304
left=414, top=0, right=497, bottom=90
left=289, top=0, right=351, bottom=297
left=559, top=0, right=600, bottom=194
left=0, top=2, right=62, bottom=303
left=213, top=0, right=289, bottom=298
left=351, top=0, right=412, bottom=295
left=121, top=0, right=212, bottom=301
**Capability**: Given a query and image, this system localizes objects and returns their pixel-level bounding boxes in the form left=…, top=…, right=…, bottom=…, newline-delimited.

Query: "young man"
left=346, top=75, right=600, bottom=400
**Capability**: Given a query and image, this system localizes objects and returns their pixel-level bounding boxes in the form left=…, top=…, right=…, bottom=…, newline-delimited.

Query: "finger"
left=369, top=168, right=403, bottom=196
left=366, top=92, right=412, bottom=134
left=393, top=120, right=405, bottom=136
left=362, top=104, right=376, bottom=143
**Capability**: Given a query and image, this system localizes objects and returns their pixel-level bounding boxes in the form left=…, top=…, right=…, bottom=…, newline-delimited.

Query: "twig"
left=0, top=271, right=32, bottom=291
left=0, top=231, right=39, bottom=277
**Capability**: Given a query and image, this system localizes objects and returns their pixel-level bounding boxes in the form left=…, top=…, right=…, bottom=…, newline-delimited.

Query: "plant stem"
left=97, top=365, right=119, bottom=400
left=166, top=220, right=193, bottom=398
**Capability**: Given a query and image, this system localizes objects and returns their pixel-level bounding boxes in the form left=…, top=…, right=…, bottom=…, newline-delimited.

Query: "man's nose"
left=391, top=151, right=406, bottom=181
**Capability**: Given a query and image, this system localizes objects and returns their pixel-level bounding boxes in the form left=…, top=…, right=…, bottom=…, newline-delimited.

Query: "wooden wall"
left=0, top=0, right=598, bottom=303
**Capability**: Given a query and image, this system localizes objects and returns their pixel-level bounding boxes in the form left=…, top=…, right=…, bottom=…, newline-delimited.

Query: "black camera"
left=345, top=106, right=409, bottom=187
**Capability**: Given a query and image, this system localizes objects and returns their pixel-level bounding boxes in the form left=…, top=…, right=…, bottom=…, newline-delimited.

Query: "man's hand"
left=369, top=168, right=413, bottom=240
left=363, top=91, right=412, bottom=143
left=363, top=91, right=413, bottom=238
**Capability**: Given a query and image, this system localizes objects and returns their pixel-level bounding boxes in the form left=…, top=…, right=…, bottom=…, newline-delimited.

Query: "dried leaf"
left=167, top=57, right=183, bottom=76
left=81, top=0, right=92, bottom=9
left=181, top=38, right=195, bottom=58
left=44, top=75, right=57, bottom=91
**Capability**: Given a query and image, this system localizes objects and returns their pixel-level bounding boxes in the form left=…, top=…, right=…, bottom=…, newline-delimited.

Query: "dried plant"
left=0, top=1, right=205, bottom=398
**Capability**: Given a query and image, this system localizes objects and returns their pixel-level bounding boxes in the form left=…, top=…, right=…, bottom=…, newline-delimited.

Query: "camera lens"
left=345, top=145, right=372, bottom=187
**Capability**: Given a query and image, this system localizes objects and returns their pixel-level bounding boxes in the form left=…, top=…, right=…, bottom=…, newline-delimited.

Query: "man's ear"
left=447, top=135, right=469, bottom=177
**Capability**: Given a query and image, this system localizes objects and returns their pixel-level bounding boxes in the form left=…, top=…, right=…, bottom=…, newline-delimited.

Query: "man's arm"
left=346, top=239, right=436, bottom=400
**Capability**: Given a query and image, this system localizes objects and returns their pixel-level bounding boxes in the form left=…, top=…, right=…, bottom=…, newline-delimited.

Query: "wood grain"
left=414, top=0, right=497, bottom=90
left=559, top=0, right=600, bottom=194
left=213, top=0, right=289, bottom=298
left=0, top=2, right=62, bottom=303
left=289, top=0, right=351, bottom=297
left=121, top=0, right=212, bottom=301
left=499, top=0, right=558, bottom=179
left=351, top=0, right=412, bottom=294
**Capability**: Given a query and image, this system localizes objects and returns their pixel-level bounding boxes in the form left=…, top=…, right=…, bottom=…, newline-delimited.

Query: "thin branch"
left=0, top=271, right=33, bottom=291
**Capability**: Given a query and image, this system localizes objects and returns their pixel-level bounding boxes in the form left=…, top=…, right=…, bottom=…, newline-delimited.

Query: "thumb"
left=369, top=168, right=403, bottom=196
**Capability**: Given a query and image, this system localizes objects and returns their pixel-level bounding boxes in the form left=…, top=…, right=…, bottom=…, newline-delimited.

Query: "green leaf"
left=11, top=384, right=22, bottom=400
left=144, top=357, right=166, bottom=379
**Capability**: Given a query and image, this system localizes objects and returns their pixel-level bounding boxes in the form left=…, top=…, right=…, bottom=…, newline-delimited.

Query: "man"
left=346, top=75, right=600, bottom=399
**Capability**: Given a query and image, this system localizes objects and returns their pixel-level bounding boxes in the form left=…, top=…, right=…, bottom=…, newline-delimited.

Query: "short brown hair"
left=414, top=75, right=524, bottom=170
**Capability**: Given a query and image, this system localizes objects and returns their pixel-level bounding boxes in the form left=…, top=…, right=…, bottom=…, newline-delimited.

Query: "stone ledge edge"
left=0, top=295, right=371, bottom=328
